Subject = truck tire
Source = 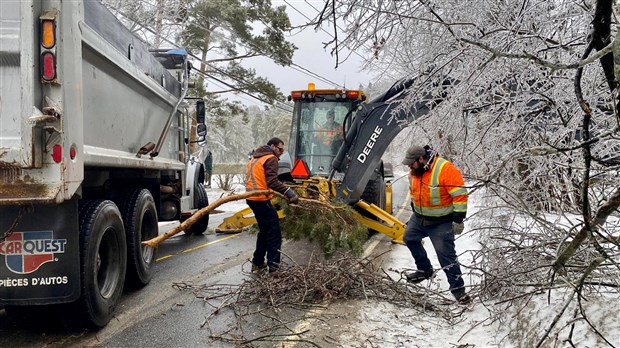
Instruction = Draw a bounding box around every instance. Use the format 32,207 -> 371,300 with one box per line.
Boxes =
187,183 -> 209,235
77,200 -> 127,328
118,189 -> 158,288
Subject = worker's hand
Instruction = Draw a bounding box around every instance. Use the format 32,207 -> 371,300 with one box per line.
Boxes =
452,222 -> 465,235
284,188 -> 299,204
452,212 -> 465,224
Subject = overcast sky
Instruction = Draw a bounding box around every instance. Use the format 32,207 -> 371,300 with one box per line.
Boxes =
238,0 -> 374,107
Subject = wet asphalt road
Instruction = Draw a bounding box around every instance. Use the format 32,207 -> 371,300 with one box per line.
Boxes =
0,176 -> 411,347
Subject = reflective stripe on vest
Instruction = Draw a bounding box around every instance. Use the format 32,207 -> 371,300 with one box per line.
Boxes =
245,154 -> 275,201
409,157 -> 468,217
429,158 -> 448,205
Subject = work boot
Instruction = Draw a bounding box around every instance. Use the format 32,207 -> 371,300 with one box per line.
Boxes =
405,269 -> 433,283
453,291 -> 472,305
267,264 -> 280,273
251,263 -> 267,274
451,287 -> 471,305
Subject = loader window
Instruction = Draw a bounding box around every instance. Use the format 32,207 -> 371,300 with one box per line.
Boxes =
293,101 -> 355,175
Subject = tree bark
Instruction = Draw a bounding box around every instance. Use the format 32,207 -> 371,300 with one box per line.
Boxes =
142,190 -> 273,247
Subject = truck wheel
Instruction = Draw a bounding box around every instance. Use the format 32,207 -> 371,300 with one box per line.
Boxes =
187,183 -> 209,235
77,200 -> 127,328
118,189 -> 158,288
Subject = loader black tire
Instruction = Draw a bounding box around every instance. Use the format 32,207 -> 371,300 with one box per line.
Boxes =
76,199 -> 127,328
186,183 -> 209,235
118,189 -> 158,289
361,173 -> 386,210
359,172 -> 387,235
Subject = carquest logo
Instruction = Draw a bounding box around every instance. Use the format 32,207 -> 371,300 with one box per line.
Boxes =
0,231 -> 67,274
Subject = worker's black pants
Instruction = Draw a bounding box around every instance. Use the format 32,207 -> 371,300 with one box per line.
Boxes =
246,199 -> 281,269
403,215 -> 465,296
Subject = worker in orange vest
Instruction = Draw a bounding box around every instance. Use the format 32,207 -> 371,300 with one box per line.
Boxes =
401,145 -> 471,305
246,137 -> 299,274
316,110 -> 343,149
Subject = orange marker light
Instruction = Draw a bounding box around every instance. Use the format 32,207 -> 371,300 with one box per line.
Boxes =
41,20 -> 55,48
307,82 -> 315,91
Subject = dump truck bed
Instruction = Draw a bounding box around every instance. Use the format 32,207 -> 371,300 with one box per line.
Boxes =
0,0 -> 187,204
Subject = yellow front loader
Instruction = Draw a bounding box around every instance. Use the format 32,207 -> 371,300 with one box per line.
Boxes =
215,177 -> 405,244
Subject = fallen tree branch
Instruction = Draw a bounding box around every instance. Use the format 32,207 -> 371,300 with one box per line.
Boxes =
142,189 -> 273,247
173,253 -> 468,345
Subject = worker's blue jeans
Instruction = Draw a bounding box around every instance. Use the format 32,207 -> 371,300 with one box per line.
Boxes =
246,199 -> 281,269
403,215 -> 465,295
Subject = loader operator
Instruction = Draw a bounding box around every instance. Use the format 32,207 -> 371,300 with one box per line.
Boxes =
401,145 -> 471,305
246,137 -> 299,274
316,109 -> 343,150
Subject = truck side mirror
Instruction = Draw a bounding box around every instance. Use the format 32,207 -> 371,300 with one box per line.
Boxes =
196,100 -> 207,146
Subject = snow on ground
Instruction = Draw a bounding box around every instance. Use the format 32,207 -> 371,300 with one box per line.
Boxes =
205,173 -> 620,347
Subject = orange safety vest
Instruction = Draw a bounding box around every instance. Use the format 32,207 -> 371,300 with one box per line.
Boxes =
245,154 -> 276,201
409,157 -> 468,217
317,125 -> 342,145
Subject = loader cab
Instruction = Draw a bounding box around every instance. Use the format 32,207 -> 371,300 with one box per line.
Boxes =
288,84 -> 366,177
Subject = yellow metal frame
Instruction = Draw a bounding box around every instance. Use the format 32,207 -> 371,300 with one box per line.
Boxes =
385,181 -> 393,214
214,202 -> 285,233
354,200 -> 404,244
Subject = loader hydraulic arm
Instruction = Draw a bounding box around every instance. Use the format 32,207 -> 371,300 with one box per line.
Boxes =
332,77 -> 453,204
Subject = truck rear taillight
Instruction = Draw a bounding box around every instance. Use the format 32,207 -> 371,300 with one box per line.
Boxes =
40,11 -> 58,83
41,52 -> 56,81
52,144 -> 62,163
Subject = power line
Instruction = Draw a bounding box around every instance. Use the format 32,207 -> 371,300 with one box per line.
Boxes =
194,69 -> 293,113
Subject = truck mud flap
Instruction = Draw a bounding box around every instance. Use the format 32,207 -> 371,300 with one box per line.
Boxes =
0,201 -> 80,305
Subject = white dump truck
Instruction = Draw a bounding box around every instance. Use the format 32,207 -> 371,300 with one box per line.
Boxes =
0,0 -> 209,328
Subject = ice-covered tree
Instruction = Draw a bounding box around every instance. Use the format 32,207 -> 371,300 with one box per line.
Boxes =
314,0 -> 618,345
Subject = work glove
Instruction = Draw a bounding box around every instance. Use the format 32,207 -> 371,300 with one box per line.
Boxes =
284,188 -> 299,204
452,212 -> 465,224
452,222 -> 465,235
